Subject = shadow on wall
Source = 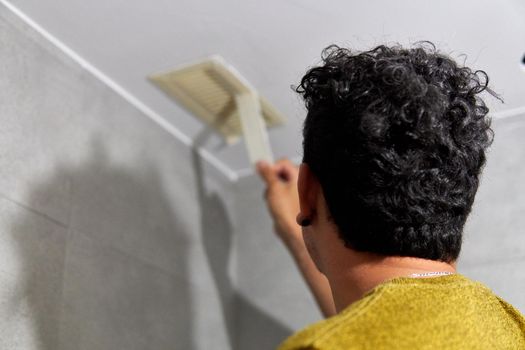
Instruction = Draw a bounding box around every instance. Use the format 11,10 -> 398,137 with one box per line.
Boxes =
193,128 -> 293,350
6,134 -> 290,350
8,139 -> 195,349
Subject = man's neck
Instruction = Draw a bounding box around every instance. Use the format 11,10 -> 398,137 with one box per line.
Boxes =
326,253 -> 456,313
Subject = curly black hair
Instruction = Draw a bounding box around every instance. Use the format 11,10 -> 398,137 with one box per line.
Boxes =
296,42 -> 496,262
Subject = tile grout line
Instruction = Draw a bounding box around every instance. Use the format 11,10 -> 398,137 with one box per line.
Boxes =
0,192 -> 68,229
491,105 -> 525,121
0,0 -> 239,183
55,226 -> 74,349
69,227 -> 197,285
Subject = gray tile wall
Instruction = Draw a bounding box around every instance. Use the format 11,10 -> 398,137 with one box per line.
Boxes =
0,7 -> 236,350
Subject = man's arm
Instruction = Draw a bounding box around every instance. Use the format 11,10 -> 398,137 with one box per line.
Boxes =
256,159 -> 336,318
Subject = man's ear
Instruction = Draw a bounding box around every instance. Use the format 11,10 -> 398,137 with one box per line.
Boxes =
298,163 -> 320,221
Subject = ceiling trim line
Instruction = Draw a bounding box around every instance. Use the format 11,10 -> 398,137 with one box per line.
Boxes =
492,106 -> 525,121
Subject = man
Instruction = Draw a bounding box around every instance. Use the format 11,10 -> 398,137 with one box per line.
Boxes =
256,43 -> 525,349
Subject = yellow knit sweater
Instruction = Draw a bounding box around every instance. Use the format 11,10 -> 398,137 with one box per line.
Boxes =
278,274 -> 525,350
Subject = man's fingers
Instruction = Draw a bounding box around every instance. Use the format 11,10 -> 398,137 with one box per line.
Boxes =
256,161 -> 279,185
275,158 -> 295,166
274,158 -> 299,182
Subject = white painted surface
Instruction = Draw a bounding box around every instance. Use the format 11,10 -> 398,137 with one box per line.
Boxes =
5,0 -> 525,174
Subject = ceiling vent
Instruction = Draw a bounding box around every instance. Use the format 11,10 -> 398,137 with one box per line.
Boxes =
150,56 -> 286,164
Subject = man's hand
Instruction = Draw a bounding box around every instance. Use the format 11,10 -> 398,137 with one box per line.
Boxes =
256,159 -> 302,247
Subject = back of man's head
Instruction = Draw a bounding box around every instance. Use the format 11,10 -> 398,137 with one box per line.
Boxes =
297,42 -> 496,262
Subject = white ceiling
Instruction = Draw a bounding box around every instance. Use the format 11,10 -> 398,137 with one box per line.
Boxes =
7,0 -> 525,175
